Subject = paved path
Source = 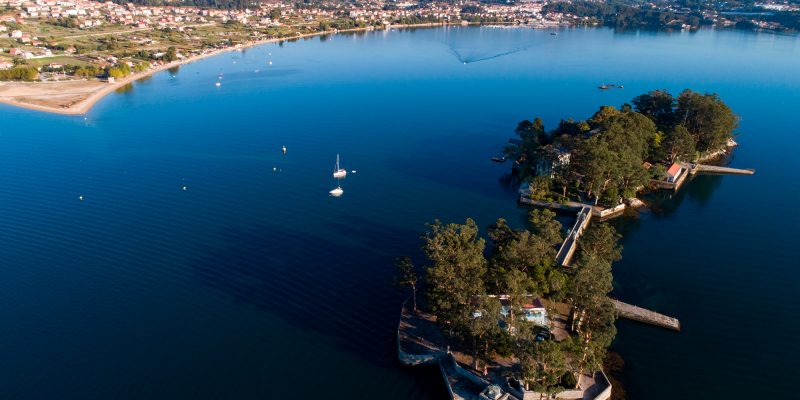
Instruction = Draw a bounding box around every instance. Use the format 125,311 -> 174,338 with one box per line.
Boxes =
555,206 -> 592,267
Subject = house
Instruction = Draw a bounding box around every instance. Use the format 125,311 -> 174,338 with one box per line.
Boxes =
471,295 -> 551,328
520,297 -> 549,326
498,295 -> 550,328
666,162 -> 684,183
0,61 -> 13,69
535,147 -> 570,178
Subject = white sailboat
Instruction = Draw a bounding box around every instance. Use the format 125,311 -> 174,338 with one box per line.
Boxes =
329,186 -> 343,196
332,154 -> 347,179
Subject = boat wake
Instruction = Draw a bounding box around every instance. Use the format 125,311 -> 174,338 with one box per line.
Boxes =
448,44 -> 533,64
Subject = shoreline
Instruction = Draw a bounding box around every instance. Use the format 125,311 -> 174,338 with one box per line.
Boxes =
0,22 -> 461,116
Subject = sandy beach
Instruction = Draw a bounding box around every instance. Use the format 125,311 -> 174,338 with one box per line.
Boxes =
0,42 -> 270,115
0,23 -> 457,116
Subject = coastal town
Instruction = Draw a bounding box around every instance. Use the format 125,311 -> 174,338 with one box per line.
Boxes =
1,0 -> 799,112
0,0 -> 553,68
0,0 -> 557,112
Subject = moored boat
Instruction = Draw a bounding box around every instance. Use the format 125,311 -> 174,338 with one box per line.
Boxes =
333,154 -> 347,179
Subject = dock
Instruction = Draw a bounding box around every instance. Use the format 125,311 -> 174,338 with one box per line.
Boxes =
687,163 -> 755,176
611,299 -> 681,331
555,206 -> 592,267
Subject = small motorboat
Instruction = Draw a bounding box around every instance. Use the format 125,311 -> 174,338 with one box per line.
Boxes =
491,155 -> 506,163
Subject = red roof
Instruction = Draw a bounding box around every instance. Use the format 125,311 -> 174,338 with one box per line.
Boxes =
667,163 -> 682,176
522,298 -> 545,309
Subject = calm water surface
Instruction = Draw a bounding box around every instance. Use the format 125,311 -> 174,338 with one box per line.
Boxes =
1,27 -> 798,399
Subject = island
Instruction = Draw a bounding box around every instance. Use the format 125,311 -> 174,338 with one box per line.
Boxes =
508,89 -> 748,210
394,89 -> 753,400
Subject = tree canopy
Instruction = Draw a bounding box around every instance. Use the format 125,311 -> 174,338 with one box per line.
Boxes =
676,90 -> 738,152
418,213 -> 619,392
510,89 -> 738,206
423,219 -> 487,325
0,66 -> 38,81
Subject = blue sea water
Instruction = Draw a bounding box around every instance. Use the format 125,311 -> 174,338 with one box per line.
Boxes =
0,27 -> 798,399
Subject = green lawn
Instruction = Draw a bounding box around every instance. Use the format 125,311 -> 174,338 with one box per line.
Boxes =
26,55 -> 91,67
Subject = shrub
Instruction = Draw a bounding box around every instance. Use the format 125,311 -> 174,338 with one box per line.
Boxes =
0,66 -> 38,81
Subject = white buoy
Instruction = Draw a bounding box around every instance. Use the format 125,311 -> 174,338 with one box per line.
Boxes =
268,61 -> 272,65
282,145 -> 287,154
79,195 -> 84,201
273,167 -> 277,172
182,186 -> 187,191
351,170 -> 357,174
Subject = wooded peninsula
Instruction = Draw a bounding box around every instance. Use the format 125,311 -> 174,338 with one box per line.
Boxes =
396,89 -> 740,400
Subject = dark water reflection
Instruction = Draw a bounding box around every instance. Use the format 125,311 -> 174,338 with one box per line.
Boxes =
0,27 -> 798,399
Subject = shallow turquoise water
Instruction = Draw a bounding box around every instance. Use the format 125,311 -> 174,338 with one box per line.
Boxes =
0,27 -> 798,398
